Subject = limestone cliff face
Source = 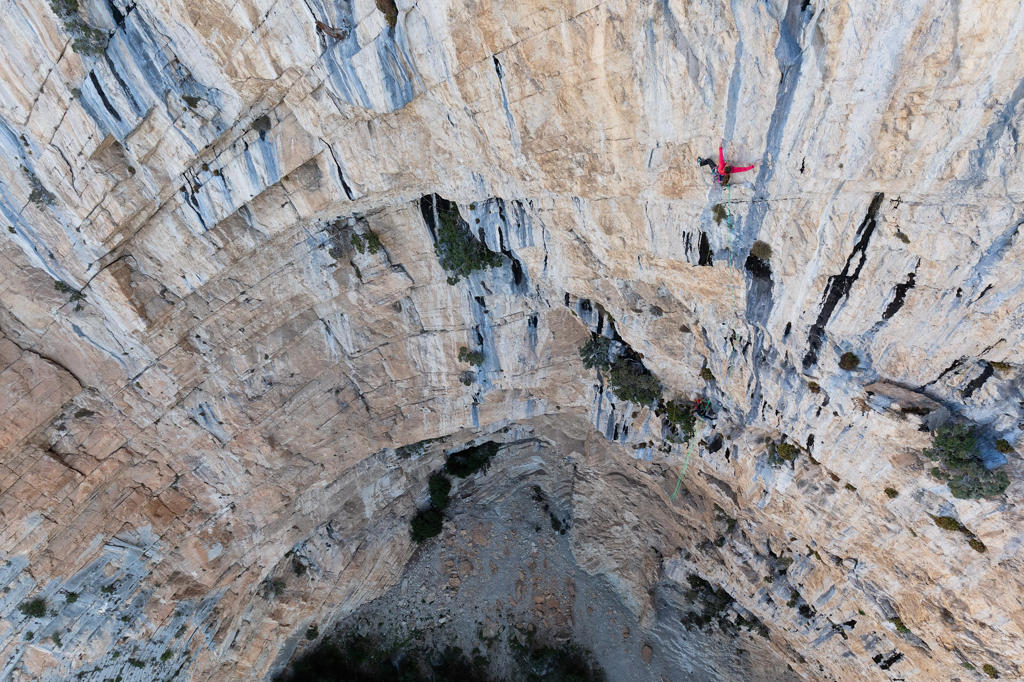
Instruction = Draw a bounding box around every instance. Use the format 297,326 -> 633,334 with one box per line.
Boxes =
0,0 -> 1022,679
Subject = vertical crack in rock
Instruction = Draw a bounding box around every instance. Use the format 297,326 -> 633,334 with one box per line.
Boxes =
961,363 -> 994,399
493,55 -> 521,151
698,231 -> 713,266
326,146 -> 355,200
925,356 -> 967,387
89,71 -> 122,122
880,265 -> 918,322
802,193 -> 884,369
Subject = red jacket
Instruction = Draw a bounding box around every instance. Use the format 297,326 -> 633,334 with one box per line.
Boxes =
718,147 -> 756,174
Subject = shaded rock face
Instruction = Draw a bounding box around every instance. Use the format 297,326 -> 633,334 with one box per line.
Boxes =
0,0 -> 1021,680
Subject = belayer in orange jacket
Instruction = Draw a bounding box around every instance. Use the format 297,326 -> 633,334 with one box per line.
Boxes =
697,146 -> 756,186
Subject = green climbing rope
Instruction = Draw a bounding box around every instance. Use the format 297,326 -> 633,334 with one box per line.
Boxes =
669,417 -> 703,500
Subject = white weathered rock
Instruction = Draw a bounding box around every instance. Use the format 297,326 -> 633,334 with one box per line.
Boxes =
0,0 -> 1021,680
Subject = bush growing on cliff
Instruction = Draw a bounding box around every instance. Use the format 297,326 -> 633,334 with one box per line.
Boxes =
607,361 -> 662,405
48,0 -> 109,56
839,352 -> 860,370
749,240 -> 772,261
889,617 -> 911,636
428,473 -> 452,509
376,0 -> 399,27
18,599 -> 46,618
768,441 -> 798,467
24,167 -> 56,207
458,346 -> 485,367
282,631 -> 604,682
445,441 -> 499,478
681,575 -> 734,631
410,508 -> 444,543
924,424 -> 1010,499
662,400 -> 696,443
434,203 -> 503,284
578,334 -> 661,405
350,231 -> 382,256
579,335 -> 612,371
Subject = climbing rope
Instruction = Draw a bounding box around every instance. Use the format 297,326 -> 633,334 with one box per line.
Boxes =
669,416 -> 703,500
665,180 -> 745,498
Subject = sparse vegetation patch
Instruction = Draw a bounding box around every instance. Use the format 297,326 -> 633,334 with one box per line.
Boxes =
661,399 -> 696,443
578,333 -> 662,405
445,442 -> 499,478
839,352 -> 860,371
49,0 -> 109,55
432,201 -> 503,285
18,599 -> 46,618
458,347 -> 485,367
924,424 -> 1010,499
350,231 -> 382,255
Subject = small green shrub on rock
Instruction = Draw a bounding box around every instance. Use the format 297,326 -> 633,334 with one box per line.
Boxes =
884,487 -> 899,498
579,335 -> 612,371
769,442 -> 798,467
889,617 -> 911,635
458,346 -> 485,367
712,204 -> 727,224
18,599 -> 46,618
376,0 -> 398,27
445,441 -> 499,478
932,515 -> 965,532
662,400 -> 696,443
839,353 -> 860,370
428,473 -> 451,509
807,381 -> 821,394
578,334 -> 661,405
994,439 -> 1015,454
749,240 -> 772,261
410,508 -> 443,543
350,231 -> 382,255
969,538 -> 986,553
607,362 -> 662,405
434,202 -> 503,284
777,443 -> 798,460
925,425 -> 1010,499
983,663 -> 999,678
48,0 -> 109,55
699,368 -> 715,382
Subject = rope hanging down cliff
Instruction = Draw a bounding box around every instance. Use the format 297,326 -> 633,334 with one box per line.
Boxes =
668,148 -> 754,497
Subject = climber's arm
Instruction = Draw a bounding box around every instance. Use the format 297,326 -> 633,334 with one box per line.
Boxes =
731,164 -> 756,173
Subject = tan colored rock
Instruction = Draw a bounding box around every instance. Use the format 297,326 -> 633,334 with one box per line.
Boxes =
0,0 -> 1019,680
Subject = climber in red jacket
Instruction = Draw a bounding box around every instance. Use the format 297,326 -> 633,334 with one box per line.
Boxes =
698,146 -> 756,186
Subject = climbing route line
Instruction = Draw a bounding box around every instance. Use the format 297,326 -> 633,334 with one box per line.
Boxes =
721,184 -> 745,379
669,416 -> 703,500
665,180 -> 747,498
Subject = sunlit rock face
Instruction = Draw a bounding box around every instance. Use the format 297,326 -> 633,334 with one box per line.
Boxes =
0,0 -> 1021,679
